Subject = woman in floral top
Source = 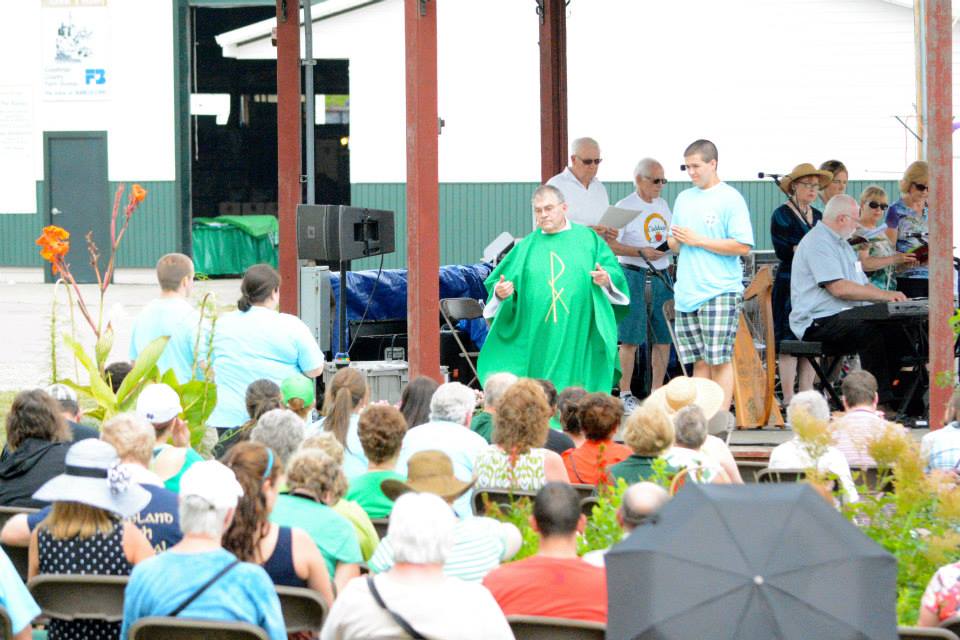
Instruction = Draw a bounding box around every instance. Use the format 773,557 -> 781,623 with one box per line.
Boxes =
854,186 -> 918,291
885,161 -> 929,298
474,379 -> 568,491
919,561 -> 960,626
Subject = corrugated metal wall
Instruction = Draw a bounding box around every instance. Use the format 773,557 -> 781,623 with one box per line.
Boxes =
0,179 -> 900,270
351,179 -> 901,270
0,181 -> 179,268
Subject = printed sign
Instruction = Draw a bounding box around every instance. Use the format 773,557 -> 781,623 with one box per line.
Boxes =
42,0 -> 110,101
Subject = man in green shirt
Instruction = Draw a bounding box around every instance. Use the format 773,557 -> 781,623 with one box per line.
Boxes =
346,405 -> 407,519
470,372 -> 518,443
478,185 -> 629,394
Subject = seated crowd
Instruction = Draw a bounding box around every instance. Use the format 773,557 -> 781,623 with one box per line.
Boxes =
0,251 -> 953,637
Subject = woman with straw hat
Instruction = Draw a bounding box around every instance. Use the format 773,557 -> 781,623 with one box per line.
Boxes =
27,439 -> 154,640
770,163 -> 832,407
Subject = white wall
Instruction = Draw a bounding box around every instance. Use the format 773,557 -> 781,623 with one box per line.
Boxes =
0,0 -> 175,214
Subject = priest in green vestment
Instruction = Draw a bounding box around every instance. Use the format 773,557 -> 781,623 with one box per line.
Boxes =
478,184 -> 629,393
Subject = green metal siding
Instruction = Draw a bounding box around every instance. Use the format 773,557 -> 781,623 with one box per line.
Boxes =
351,180 -> 901,270
0,181 -> 179,268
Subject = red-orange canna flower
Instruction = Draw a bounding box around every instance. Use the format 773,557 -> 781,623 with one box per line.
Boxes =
131,184 -> 147,203
36,226 -> 70,273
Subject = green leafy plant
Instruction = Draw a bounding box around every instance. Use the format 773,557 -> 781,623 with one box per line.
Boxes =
794,410 -> 960,625
578,479 -> 627,556
840,427 -> 960,625
60,335 -> 168,422
479,496 -> 540,561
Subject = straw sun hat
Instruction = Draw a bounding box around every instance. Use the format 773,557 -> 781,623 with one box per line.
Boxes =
381,450 -> 476,502
778,163 -> 833,196
647,376 -> 725,421
33,439 -> 151,517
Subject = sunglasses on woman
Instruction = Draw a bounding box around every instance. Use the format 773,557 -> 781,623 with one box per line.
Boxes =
866,201 -> 888,211
912,182 -> 928,192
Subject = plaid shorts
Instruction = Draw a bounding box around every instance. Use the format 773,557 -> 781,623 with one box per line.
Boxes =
674,292 -> 742,365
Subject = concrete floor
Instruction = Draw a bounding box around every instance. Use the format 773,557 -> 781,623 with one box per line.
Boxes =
0,268 -> 239,391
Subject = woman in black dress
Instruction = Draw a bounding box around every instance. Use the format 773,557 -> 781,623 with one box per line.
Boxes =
770,163 -> 833,405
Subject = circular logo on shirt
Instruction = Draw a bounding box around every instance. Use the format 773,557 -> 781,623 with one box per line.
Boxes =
704,213 -> 718,227
644,213 -> 669,243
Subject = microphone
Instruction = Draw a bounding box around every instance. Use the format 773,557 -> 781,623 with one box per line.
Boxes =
758,172 -> 784,185
680,164 -> 686,171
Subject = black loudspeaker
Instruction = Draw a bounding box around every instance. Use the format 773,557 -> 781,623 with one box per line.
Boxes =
297,205 -> 395,262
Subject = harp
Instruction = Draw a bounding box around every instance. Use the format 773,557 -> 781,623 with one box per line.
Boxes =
732,266 -> 784,429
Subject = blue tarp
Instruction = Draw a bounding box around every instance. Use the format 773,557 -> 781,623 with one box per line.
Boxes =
330,263 -> 492,353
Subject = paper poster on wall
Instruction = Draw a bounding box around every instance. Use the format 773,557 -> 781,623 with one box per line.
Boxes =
42,0 -> 110,102
0,86 -> 37,214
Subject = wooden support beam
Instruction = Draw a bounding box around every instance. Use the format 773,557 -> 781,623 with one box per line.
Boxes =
276,0 -> 301,314
920,0 -> 954,428
538,0 -> 568,183
404,0 -> 441,382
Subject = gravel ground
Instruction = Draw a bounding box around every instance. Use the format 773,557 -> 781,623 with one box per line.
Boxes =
0,268 -> 240,392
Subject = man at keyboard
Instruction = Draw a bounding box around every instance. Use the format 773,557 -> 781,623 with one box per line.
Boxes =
790,194 -> 906,402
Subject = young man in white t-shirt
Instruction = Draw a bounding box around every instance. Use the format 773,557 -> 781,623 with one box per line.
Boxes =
667,140 -> 754,412
606,158 -> 674,411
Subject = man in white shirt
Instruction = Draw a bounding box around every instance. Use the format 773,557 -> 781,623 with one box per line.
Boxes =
396,382 -> 488,517
607,158 -> 675,410
768,391 -> 858,503
546,137 -> 612,234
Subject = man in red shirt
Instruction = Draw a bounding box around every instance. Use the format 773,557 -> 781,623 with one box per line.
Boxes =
482,483 -> 607,623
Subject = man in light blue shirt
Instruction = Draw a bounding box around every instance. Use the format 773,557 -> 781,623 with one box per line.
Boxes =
667,140 -> 754,411
790,194 -> 905,402
396,382 -> 487,518
129,253 -> 200,384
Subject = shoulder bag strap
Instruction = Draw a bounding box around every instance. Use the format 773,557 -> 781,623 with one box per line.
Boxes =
366,575 -> 427,640
169,560 -> 240,617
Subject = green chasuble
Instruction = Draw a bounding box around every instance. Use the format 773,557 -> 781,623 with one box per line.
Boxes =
477,223 -> 629,393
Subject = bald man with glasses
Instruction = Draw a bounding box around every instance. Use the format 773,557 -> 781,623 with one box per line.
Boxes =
546,137 -> 615,239
605,158 -> 675,411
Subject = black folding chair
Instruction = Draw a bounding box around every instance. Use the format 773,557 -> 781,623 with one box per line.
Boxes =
439,298 -> 484,386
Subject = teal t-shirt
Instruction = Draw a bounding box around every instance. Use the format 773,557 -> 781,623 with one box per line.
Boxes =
345,470 -> 405,519
669,182 -> 754,312
208,307 -> 326,428
153,445 -> 204,494
270,494 -> 363,578
120,548 -> 286,640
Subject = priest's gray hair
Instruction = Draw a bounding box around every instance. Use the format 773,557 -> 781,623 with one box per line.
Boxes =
531,184 -> 565,205
633,158 -> 662,180
389,492 -> 456,564
428,382 -> 477,426
786,390 -> 831,425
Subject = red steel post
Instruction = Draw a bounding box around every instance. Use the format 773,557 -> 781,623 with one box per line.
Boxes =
922,0 -> 954,429
538,0 -> 568,183
276,0 -> 301,314
404,0 -> 442,382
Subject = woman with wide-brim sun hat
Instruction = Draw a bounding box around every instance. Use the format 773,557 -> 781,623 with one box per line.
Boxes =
770,163 -> 832,407
647,376 -> 743,483
885,160 -> 930,298
28,439 -> 154,640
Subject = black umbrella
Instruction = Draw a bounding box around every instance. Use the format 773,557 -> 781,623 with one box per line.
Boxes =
605,483 -> 897,640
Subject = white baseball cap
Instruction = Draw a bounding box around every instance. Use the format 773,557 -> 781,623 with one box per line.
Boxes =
136,384 -> 183,424
179,460 -> 244,510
